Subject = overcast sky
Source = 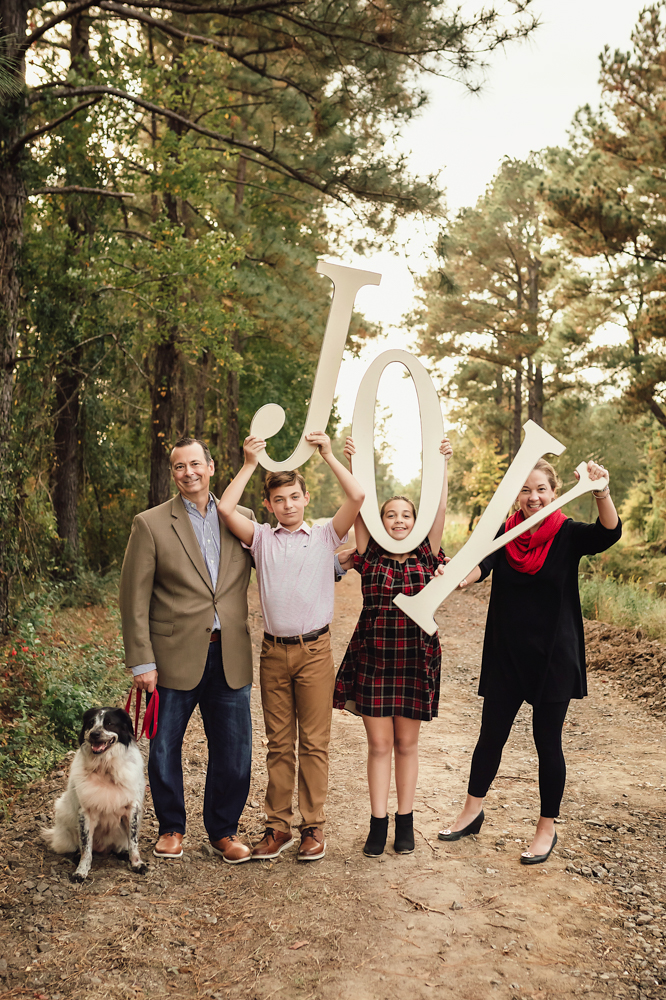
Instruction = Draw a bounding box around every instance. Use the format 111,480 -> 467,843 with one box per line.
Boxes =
325,0 -> 647,483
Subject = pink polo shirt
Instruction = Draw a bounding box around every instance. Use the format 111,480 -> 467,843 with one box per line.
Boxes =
246,520 -> 346,637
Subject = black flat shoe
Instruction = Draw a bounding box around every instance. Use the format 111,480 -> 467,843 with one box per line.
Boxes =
520,831 -> 557,865
438,809 -> 484,842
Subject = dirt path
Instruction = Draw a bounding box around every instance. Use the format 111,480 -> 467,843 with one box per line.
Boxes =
1,575 -> 665,1000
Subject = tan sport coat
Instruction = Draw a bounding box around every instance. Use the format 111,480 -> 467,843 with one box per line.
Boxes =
119,494 -> 256,690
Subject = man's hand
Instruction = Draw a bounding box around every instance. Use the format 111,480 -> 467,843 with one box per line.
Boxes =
305,431 -> 332,457
440,437 -> 453,461
134,669 -> 158,694
243,435 -> 266,468
337,546 -> 357,572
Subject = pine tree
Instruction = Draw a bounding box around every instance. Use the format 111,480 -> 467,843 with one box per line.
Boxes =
542,3 -> 666,431
414,156 -> 587,460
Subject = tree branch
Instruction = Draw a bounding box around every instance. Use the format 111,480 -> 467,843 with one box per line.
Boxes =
29,85 -> 343,199
10,98 -> 101,157
97,2 -> 317,101
22,0 -> 99,51
649,397 -> 666,430
30,185 -> 132,198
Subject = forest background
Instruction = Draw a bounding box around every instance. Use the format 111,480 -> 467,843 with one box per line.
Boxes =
2,0 -> 666,796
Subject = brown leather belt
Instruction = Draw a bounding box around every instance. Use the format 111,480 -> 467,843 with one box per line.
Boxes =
209,630 -> 221,643
263,625 -> 329,645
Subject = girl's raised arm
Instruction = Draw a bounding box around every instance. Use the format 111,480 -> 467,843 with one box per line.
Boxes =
427,437 -> 453,556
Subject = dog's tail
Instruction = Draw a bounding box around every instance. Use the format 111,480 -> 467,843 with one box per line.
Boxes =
41,825 -> 78,854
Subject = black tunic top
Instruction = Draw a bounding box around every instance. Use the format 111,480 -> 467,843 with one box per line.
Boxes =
478,517 -> 622,706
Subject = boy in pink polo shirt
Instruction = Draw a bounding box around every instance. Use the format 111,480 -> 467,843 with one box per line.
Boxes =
217,431 -> 364,861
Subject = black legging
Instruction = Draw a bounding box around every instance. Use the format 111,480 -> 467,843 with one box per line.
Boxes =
467,693 -> 570,818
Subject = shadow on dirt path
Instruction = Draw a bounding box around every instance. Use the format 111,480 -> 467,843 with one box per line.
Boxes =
1,574 -> 665,1000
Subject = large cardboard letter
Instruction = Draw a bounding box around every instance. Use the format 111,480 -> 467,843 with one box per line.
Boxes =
250,261 -> 381,473
351,349 -> 445,554
394,420 -> 609,634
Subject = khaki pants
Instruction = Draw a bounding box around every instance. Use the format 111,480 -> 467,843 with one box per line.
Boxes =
259,631 -> 335,833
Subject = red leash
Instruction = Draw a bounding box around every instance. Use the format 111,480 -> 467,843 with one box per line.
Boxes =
125,688 -> 159,740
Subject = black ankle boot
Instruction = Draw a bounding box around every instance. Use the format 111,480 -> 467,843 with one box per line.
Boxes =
394,811 -> 415,854
363,815 -> 389,857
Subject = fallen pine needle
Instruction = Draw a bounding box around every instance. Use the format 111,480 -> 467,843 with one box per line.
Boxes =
398,891 -> 451,917
414,827 -> 438,853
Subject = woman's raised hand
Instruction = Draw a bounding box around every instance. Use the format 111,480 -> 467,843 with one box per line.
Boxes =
587,460 -> 609,484
574,460 -> 610,486
440,437 -> 453,461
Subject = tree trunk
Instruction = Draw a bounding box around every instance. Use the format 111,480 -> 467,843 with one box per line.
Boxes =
52,362 -> 80,553
194,349 -> 209,438
148,334 -> 178,508
173,354 -> 188,438
0,0 -> 28,632
47,14 -> 94,558
494,370 -> 504,454
225,339 -> 242,479
220,152 -> 248,483
529,362 -> 544,426
512,361 -> 522,461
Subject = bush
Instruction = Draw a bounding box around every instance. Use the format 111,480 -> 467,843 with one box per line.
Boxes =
0,599 -> 127,803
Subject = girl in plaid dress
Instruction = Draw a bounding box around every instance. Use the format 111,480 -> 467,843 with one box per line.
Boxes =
334,436 -> 452,857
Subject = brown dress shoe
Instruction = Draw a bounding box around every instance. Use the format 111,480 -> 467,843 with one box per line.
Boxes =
297,826 -> 326,861
251,828 -> 295,859
209,835 -> 251,865
153,832 -> 184,859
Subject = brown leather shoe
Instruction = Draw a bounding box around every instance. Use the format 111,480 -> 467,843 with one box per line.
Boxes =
297,826 -> 326,861
153,832 -> 184,859
251,827 -> 295,859
209,835 -> 251,865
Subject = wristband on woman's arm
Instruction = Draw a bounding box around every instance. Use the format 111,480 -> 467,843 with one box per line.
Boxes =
593,486 -> 610,499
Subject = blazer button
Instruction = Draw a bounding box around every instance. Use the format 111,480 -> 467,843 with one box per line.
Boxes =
206,627 -> 211,633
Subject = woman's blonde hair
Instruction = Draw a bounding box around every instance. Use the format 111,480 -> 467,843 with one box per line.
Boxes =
530,458 -> 562,493
380,495 -> 417,520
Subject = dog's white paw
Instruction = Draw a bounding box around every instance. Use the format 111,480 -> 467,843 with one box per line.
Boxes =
70,871 -> 88,883
130,861 -> 148,875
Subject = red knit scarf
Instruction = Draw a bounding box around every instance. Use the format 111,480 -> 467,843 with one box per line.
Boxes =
504,508 -> 568,574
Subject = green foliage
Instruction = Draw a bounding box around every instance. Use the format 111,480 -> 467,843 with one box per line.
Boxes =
619,424 -> 666,549
579,574 -> 666,643
461,437 -> 510,530
0,598 -> 127,800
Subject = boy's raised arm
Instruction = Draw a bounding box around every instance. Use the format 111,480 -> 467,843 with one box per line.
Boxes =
305,432 -> 365,541
216,435 -> 264,546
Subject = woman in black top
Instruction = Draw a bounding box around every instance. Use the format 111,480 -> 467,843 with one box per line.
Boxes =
438,458 -> 621,864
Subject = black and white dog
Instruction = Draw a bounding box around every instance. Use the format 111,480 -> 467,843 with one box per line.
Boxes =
42,707 -> 147,882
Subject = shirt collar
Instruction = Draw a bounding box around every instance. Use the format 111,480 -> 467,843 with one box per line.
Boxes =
182,493 -> 215,515
273,521 -> 311,536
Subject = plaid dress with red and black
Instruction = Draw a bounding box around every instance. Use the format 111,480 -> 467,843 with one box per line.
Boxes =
333,538 -> 444,720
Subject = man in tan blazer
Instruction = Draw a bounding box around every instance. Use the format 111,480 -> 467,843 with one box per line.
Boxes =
119,437 -> 255,864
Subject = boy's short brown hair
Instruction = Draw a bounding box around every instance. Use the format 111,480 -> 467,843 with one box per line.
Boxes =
263,469 -> 307,501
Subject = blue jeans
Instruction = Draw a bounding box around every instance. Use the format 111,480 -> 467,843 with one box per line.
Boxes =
148,641 -> 252,840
